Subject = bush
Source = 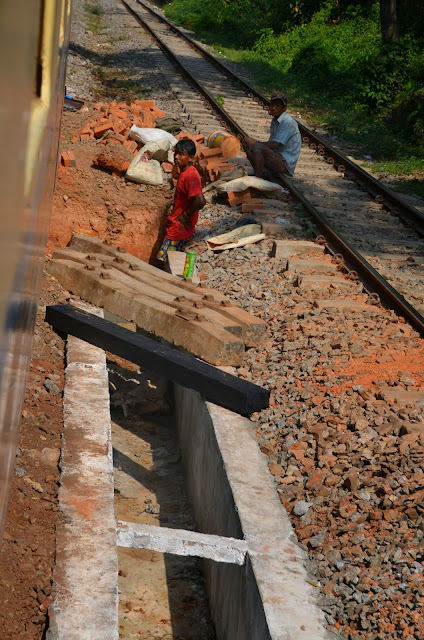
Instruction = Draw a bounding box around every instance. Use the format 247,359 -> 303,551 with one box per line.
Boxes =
165,0 -> 424,159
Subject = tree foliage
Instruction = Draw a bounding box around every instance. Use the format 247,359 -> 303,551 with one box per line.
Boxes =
165,0 -> 424,150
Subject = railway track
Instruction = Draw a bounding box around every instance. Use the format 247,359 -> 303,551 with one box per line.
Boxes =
122,0 -> 424,335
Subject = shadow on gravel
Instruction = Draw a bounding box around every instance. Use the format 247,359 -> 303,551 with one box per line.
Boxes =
389,177 -> 424,200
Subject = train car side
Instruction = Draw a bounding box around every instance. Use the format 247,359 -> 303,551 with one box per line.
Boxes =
0,0 -> 72,538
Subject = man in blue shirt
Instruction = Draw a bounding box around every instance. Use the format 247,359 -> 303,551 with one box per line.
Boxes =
242,92 -> 301,178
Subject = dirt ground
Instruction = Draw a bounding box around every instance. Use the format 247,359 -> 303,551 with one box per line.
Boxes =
0,274 -> 67,639
51,108 -> 174,263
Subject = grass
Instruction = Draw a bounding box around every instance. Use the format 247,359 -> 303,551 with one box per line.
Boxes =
388,179 -> 424,199
84,2 -> 105,33
108,35 -> 128,44
84,2 -> 104,16
293,203 -> 315,238
361,158 -> 424,198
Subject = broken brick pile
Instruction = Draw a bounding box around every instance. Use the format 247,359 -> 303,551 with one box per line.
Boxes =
72,99 -> 165,144
61,101 -> 251,198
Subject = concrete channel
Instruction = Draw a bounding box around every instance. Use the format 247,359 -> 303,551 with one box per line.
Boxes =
47,304 -> 335,640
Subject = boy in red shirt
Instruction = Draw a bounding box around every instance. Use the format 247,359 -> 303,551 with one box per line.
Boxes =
157,139 -> 206,263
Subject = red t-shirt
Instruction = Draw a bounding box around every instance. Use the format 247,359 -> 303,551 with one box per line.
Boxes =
166,165 -> 203,240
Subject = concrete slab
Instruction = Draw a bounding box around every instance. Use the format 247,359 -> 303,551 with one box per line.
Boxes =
285,258 -> 337,275
261,221 -> 302,235
117,521 -> 247,564
47,306 -> 119,640
295,274 -> 362,293
313,297 -> 370,311
272,239 -> 325,259
174,386 -> 337,640
382,388 -> 424,407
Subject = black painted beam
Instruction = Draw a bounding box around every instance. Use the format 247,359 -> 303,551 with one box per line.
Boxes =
46,305 -> 269,415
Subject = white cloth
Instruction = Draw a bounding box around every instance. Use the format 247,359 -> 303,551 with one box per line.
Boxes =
269,112 -> 301,176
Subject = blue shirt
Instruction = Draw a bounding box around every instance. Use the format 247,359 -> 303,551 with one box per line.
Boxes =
269,112 -> 301,176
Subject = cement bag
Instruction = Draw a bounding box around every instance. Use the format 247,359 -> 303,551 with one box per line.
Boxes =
126,156 -> 163,186
129,125 -> 178,147
139,138 -> 171,162
206,224 -> 264,251
216,176 -> 283,194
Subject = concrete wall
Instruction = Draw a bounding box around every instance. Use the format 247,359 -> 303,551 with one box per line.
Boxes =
174,385 -> 336,640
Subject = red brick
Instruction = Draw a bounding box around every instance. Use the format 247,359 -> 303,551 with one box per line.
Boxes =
123,140 -> 138,153
93,104 -> 102,110
206,156 -> 226,170
94,121 -> 114,138
105,132 -> 126,143
134,112 -> 156,128
60,151 -> 76,168
227,189 -> 253,206
136,99 -> 155,109
82,123 -> 93,133
113,122 -> 127,135
149,107 -> 166,119
176,131 -> 195,141
162,162 -> 173,173
110,107 -> 128,119
213,162 -> 235,174
199,147 -> 222,159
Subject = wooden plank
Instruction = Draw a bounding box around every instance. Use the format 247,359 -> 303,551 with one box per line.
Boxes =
51,249 -> 242,338
64,235 -> 266,347
45,305 -> 270,415
47,259 -> 244,366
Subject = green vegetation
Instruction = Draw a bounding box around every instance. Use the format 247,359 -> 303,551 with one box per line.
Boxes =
84,2 -> 104,16
294,203 -> 315,237
164,0 -> 424,178
216,95 -> 226,107
84,2 -> 105,33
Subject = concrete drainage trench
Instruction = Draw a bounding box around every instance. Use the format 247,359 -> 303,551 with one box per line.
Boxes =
46,306 -> 332,640
110,359 -> 217,640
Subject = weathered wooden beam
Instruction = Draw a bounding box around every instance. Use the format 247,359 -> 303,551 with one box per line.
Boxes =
51,249 -> 243,337
45,305 -> 270,415
48,259 -> 244,366
66,234 -> 266,347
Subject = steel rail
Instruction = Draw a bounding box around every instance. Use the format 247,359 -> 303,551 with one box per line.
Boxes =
136,0 -> 424,236
123,0 -> 424,336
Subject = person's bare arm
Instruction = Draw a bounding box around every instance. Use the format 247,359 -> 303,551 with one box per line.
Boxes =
177,193 -> 206,230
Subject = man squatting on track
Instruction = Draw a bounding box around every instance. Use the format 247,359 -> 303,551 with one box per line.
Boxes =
242,91 -> 302,178
157,138 -> 206,263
